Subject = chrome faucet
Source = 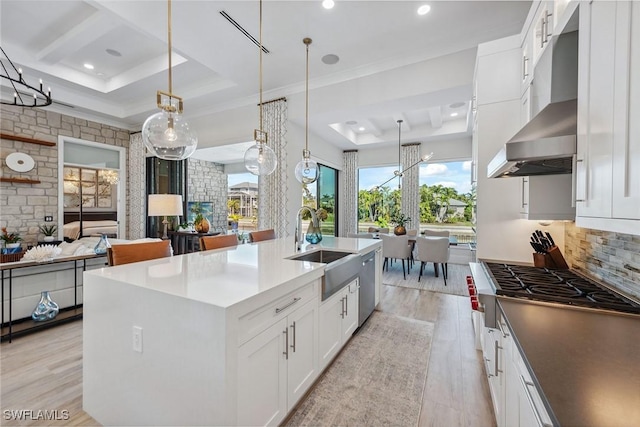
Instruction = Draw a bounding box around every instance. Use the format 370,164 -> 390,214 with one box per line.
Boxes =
295,206 -> 318,251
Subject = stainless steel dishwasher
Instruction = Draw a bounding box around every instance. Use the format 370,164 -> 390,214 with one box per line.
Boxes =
359,251 -> 376,326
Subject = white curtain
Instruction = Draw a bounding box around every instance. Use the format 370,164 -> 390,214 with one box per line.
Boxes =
341,150 -> 358,236
401,143 -> 421,231
258,99 -> 288,237
128,133 -> 146,239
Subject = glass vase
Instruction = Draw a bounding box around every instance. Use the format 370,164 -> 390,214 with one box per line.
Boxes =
32,291 -> 59,322
94,234 -> 111,255
305,224 -> 323,244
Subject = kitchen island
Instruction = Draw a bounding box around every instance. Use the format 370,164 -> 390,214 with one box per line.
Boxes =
82,236 -> 381,426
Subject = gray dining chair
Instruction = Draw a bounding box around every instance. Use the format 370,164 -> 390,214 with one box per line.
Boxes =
414,236 -> 450,285
380,234 -> 412,279
422,228 -> 450,237
347,233 -> 374,238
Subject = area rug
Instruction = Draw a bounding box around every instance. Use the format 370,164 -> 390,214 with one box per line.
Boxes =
382,260 -> 471,296
285,311 -> 434,426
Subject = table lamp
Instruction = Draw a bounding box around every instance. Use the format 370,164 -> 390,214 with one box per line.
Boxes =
148,194 -> 183,239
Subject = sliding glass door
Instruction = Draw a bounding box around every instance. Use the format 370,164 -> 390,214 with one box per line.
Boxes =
304,164 -> 338,236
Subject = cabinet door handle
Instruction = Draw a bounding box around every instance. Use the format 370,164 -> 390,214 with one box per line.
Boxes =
340,297 -> 345,319
283,328 -> 289,360
275,297 -> 301,314
494,340 -> 501,376
497,320 -> 510,338
523,56 -> 529,80
545,11 -> 553,40
520,375 -> 553,427
345,294 -> 348,317
540,17 -> 545,48
484,357 -> 494,378
290,321 -> 296,353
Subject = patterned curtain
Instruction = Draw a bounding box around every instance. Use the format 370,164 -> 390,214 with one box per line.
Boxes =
341,150 -> 358,236
401,143 -> 421,231
258,99 -> 288,237
128,133 -> 146,239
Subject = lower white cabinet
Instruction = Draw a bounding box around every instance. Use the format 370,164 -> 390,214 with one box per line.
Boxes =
318,279 -> 359,370
237,297 -> 318,426
486,311 -> 553,427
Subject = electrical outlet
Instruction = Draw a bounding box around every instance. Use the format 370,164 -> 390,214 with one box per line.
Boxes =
44,216 -> 53,222
132,326 -> 143,353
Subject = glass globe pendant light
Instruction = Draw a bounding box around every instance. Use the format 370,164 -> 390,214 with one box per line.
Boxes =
294,38 -> 319,185
244,0 -> 277,176
142,0 -> 197,161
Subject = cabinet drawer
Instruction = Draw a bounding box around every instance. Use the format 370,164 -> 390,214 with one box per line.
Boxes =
238,280 -> 318,345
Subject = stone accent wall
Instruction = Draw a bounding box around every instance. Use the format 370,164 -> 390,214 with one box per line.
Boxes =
564,223 -> 640,299
1,105 -> 130,245
187,158 -> 227,232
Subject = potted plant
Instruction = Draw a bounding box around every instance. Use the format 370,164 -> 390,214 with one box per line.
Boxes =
1,227 -> 23,253
190,202 -> 210,233
391,213 -> 411,235
38,224 -> 58,242
229,213 -> 241,231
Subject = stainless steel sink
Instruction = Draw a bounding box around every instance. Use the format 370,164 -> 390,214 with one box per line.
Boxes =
289,250 -> 361,300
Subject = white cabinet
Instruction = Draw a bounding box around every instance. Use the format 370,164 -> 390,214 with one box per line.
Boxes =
237,296 -> 319,426
576,0 -> 640,234
318,279 -> 359,370
532,2 -> 554,65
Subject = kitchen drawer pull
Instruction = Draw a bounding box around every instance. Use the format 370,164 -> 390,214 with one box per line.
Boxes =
484,357 -> 494,377
275,297 -> 301,314
520,375 -> 552,427
494,340 -> 500,376
497,321 -> 510,338
290,321 -> 296,353
283,328 -> 289,360
345,294 -> 348,316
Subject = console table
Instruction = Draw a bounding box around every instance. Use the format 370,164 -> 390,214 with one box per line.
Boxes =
0,253 -> 107,342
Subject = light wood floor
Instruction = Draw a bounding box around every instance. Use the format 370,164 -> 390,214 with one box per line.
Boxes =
1,286 -> 494,427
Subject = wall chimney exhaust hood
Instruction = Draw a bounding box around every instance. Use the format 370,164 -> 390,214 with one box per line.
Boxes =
488,31 -> 578,179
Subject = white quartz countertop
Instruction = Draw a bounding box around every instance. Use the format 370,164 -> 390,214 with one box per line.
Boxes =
85,236 -> 380,309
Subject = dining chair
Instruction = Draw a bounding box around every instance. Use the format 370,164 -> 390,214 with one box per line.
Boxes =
199,234 -> 238,251
249,229 -> 276,243
406,229 -> 418,237
107,240 -> 172,266
380,234 -> 412,279
414,236 -> 450,285
347,232 -> 374,238
367,227 -> 379,233
422,228 -> 450,237
378,228 -> 390,234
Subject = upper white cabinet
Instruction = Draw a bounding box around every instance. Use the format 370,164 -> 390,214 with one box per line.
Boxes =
576,0 -> 640,234
531,2 -> 554,65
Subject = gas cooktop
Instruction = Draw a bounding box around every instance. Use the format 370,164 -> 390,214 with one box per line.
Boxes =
484,263 -> 640,315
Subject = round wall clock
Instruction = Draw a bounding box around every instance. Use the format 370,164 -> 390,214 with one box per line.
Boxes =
5,152 -> 35,172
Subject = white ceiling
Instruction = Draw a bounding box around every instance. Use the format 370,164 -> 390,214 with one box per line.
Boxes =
0,0 -> 531,156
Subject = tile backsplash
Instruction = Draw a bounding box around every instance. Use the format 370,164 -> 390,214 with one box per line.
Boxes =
564,223 -> 640,300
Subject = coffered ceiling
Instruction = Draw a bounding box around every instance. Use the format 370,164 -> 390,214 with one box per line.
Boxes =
0,0 -> 531,151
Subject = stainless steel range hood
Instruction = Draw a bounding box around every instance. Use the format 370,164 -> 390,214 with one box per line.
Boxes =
488,30 -> 578,178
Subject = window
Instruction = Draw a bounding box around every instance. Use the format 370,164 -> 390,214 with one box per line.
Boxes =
227,172 -> 258,232
357,161 -> 475,242
303,164 -> 338,236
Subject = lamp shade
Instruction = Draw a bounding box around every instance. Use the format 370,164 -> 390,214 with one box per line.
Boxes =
148,194 -> 183,216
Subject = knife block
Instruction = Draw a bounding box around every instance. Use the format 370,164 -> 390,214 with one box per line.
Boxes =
532,246 -> 568,269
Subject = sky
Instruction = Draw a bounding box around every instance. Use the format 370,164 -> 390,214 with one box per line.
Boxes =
359,161 -> 472,195
227,161 -> 472,195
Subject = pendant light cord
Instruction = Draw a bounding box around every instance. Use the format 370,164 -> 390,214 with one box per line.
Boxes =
397,119 -> 402,189
304,38 -> 311,154
167,0 -> 172,96
259,0 -> 264,134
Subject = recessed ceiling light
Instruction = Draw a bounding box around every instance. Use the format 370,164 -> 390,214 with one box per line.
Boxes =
106,48 -> 122,57
450,112 -> 458,117
449,101 -> 465,108
358,127 -> 365,131
322,0 -> 335,10
322,54 -> 339,65
84,63 -> 94,70
346,120 -> 358,125
417,4 -> 431,16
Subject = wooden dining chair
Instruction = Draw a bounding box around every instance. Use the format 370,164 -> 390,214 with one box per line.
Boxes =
107,240 -> 172,266
199,234 -> 238,251
248,229 -> 276,243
